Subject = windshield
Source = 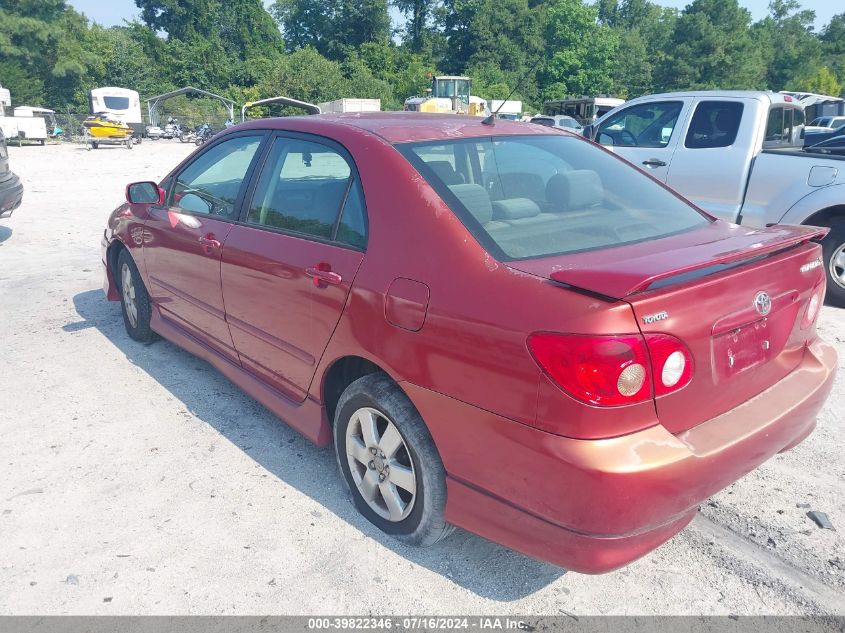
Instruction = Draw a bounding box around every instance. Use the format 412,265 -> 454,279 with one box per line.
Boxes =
103,96 -> 130,110
398,135 -> 708,261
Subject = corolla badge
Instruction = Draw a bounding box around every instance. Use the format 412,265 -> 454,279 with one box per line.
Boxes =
753,291 -> 772,316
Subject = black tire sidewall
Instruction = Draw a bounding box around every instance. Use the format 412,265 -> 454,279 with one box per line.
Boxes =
821,222 -> 845,307
333,374 -> 449,544
117,249 -> 154,342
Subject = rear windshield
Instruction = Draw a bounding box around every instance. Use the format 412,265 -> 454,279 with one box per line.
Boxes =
398,135 -> 708,261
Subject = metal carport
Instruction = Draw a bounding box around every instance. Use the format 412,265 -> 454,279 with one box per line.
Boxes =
146,87 -> 235,127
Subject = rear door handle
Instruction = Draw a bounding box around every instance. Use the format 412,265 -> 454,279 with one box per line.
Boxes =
642,159 -> 667,167
306,265 -> 343,286
198,234 -> 221,254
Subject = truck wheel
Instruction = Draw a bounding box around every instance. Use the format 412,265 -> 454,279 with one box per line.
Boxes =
822,222 -> 845,308
333,373 -> 454,546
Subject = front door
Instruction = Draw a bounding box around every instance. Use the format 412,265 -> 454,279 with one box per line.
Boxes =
143,133 -> 264,361
594,99 -> 689,182
221,134 -> 368,401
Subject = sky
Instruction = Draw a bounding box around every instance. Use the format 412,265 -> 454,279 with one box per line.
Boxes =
66,0 -> 839,32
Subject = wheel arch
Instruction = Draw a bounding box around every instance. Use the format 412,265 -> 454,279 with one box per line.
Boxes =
321,355 -> 388,425
778,184 -> 845,227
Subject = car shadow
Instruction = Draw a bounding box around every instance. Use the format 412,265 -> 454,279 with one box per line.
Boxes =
67,288 -> 565,600
0,225 -> 11,244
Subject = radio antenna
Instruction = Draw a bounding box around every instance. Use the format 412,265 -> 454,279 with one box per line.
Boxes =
482,57 -> 543,126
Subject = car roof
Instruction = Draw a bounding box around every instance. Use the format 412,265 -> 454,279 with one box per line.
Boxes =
238,112 -> 566,144
626,90 -> 802,105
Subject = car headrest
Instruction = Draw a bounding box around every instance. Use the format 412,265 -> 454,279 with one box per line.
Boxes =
492,198 -> 541,220
448,184 -> 493,225
428,160 -> 464,185
546,170 -> 603,211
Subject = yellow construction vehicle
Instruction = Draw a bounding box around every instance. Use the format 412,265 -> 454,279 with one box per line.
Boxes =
404,75 -> 489,116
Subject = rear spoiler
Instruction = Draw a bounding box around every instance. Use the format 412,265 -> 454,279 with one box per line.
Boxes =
550,224 -> 828,299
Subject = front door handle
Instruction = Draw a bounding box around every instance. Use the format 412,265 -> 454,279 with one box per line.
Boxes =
306,264 -> 343,287
198,234 -> 221,255
642,158 -> 667,167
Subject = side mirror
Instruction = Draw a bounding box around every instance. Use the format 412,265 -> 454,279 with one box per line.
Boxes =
583,124 -> 597,140
126,181 -> 164,205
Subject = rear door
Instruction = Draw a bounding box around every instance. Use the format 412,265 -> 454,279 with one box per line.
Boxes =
143,133 -> 265,362
594,99 -> 691,182
221,133 -> 367,402
664,98 -> 757,223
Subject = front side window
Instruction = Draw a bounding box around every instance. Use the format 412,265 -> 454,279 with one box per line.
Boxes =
596,101 -> 683,147
399,135 -> 708,261
171,135 -> 263,218
685,101 -> 744,149
246,138 -> 366,247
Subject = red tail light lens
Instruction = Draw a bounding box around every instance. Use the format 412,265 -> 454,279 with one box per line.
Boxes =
528,333 -> 652,406
801,281 -> 825,330
644,334 -> 694,396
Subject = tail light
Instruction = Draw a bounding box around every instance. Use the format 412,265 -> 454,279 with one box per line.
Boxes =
528,332 -> 693,407
644,334 -> 694,396
801,281 -> 825,330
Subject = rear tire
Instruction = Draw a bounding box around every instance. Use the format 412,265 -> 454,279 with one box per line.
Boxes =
117,249 -> 155,343
333,373 -> 453,546
821,221 -> 845,308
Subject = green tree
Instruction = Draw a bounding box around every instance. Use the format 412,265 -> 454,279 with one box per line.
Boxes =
542,0 -> 618,99
392,0 -> 438,52
820,13 -> 845,90
789,66 -> 842,97
656,0 -> 766,91
134,0 -> 219,40
271,0 -> 390,60
0,0 -> 67,105
753,0 -> 822,91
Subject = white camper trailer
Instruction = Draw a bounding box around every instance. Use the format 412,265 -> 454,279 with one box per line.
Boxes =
89,87 -> 144,140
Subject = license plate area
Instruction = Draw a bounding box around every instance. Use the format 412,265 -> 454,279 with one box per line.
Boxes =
712,318 -> 772,382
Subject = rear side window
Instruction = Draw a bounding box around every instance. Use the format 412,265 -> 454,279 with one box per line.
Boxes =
246,137 -> 367,248
764,107 -> 803,147
685,101 -> 743,148
398,135 -> 708,261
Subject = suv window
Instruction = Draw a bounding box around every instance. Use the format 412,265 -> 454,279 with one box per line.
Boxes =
246,138 -> 367,248
685,101 -> 743,148
596,101 -> 683,148
171,135 -> 263,218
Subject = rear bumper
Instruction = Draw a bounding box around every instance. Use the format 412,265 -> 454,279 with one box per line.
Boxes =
404,339 -> 837,573
0,172 -> 23,218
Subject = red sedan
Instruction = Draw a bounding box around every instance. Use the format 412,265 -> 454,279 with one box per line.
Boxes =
101,113 -> 836,573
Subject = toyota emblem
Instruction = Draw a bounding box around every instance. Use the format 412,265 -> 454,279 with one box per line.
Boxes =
753,291 -> 772,316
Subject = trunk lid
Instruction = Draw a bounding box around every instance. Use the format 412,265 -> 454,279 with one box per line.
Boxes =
509,221 -> 828,434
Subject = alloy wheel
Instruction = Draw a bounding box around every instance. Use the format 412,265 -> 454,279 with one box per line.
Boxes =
830,242 -> 845,290
345,407 -> 417,522
121,262 -> 138,328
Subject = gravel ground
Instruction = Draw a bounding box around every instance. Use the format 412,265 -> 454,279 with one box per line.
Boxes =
0,140 -> 843,616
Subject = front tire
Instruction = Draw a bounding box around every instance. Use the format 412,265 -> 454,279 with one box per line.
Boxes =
117,249 -> 155,342
334,373 -> 453,546
821,221 -> 845,307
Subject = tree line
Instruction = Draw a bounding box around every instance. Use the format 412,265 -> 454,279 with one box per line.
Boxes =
0,0 -> 843,121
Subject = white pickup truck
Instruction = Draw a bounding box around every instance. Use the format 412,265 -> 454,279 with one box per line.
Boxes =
585,91 -> 845,306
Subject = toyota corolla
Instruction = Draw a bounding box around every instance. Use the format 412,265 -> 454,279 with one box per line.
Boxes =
101,113 -> 836,573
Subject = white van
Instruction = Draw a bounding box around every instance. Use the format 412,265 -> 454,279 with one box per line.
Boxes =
89,87 -> 143,141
